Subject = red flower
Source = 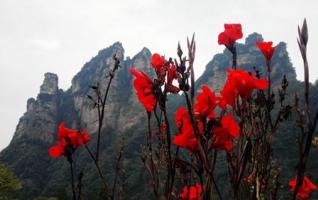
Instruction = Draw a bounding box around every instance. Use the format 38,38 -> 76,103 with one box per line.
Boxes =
150,53 -> 165,70
194,86 -> 217,119
219,78 -> 237,110
130,68 -> 157,112
219,69 -> 268,109
218,24 -> 243,48
180,182 -> 203,200
211,114 -> 240,152
256,41 -> 276,61
48,123 -> 90,158
228,69 -> 268,98
173,107 -> 203,152
151,53 -> 166,78
289,176 -> 317,200
167,64 -> 180,93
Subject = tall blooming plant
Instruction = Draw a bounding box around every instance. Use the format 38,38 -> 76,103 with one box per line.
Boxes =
48,124 -> 91,200
48,56 -> 125,200
130,20 -> 317,200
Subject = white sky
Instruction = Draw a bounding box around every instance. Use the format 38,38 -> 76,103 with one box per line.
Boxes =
0,0 -> 317,150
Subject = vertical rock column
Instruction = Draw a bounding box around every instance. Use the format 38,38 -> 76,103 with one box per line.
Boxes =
12,72 -> 59,144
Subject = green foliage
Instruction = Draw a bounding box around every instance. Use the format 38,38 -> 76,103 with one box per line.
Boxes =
0,163 -> 21,198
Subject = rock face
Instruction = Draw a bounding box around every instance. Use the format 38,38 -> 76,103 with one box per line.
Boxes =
196,33 -> 296,92
40,73 -> 59,95
0,42 -> 154,199
13,72 -> 59,143
1,34 -> 317,199
70,43 -> 152,134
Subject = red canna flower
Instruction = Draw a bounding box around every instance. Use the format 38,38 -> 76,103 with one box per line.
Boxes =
194,86 -> 217,119
219,78 -> 237,110
173,107 -> 203,152
218,24 -> 243,49
180,182 -> 203,200
167,64 -> 180,93
256,41 -> 276,61
48,123 -> 90,158
211,114 -> 240,152
130,68 -> 157,112
219,69 -> 268,109
150,53 -> 166,78
289,176 -> 317,200
227,69 -> 268,99
150,53 -> 165,70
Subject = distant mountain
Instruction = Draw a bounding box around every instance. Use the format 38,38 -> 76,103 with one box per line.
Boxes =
196,32 -> 296,91
1,33 -> 318,199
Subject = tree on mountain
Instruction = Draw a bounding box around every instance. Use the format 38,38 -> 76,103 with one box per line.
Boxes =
0,163 -> 21,199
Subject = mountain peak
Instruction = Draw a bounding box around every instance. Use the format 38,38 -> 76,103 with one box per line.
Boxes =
245,32 -> 264,46
140,47 -> 152,56
40,72 -> 58,95
96,42 -> 124,60
130,47 -> 153,75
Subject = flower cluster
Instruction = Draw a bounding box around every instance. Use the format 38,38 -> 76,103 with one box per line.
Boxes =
172,86 -> 240,153
173,69 -> 267,153
130,53 -> 181,112
219,69 -> 268,109
150,53 -> 181,93
129,32 -> 272,154
48,123 -> 90,159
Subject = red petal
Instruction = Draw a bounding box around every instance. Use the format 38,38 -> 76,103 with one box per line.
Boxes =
256,41 -> 275,61
222,114 -> 240,137
81,130 -> 91,143
130,68 -> 157,112
254,79 -> 268,90
48,145 -> 64,158
151,53 -> 165,70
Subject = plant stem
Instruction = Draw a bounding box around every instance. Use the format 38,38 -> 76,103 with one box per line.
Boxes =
162,108 -> 173,198
70,160 -> 76,200
147,112 -> 159,198
112,141 -> 124,200
96,56 -> 120,162
212,176 -> 223,200
232,46 -> 237,70
96,74 -> 114,162
84,145 -> 110,198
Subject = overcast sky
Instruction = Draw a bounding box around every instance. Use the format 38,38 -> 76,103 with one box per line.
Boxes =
0,0 -> 317,150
